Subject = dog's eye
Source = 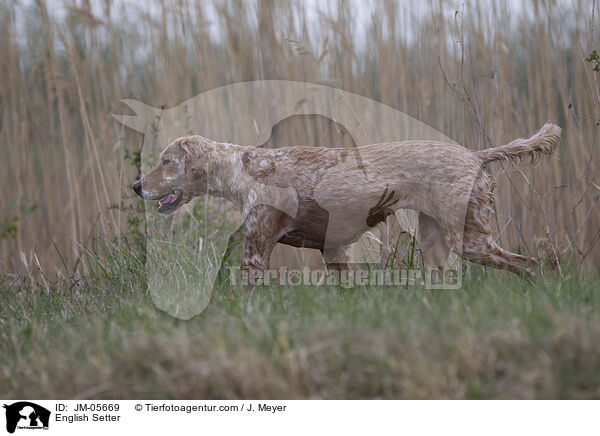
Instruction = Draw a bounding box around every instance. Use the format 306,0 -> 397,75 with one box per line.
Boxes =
162,158 -> 170,166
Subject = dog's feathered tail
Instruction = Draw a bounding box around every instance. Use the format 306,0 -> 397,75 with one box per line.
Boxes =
475,123 -> 561,167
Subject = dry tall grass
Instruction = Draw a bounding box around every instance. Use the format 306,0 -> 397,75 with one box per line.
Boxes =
1,0 -> 599,276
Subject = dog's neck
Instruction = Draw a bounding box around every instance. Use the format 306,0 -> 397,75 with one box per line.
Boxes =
202,141 -> 255,209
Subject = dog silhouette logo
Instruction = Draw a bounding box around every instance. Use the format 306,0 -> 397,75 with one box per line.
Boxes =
3,402 -> 50,433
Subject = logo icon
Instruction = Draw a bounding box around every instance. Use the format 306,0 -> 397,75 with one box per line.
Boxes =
3,402 -> 50,434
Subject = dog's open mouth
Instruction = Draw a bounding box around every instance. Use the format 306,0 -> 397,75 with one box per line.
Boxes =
156,189 -> 182,213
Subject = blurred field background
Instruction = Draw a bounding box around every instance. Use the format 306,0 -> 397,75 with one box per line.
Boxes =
1,0 -> 600,399
1,0 -> 599,276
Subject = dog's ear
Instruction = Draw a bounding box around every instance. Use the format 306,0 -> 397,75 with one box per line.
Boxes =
190,160 -> 206,179
179,138 -> 205,176
179,137 -> 199,160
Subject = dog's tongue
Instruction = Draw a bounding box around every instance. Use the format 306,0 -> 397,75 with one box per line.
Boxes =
158,191 -> 178,207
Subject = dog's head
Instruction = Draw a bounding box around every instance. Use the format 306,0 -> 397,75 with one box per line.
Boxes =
133,136 -> 208,215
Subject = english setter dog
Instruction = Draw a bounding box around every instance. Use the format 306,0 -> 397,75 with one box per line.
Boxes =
133,123 -> 561,277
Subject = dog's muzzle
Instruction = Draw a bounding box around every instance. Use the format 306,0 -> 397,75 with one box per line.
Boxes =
133,180 -> 143,197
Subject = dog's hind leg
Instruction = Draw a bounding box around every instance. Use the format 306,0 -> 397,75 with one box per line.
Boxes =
461,172 -> 537,276
418,213 -> 450,269
462,229 -> 537,276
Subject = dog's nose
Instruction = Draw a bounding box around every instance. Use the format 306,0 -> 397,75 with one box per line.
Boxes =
133,180 -> 142,196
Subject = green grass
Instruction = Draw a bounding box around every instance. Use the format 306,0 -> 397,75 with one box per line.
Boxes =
1,240 -> 599,399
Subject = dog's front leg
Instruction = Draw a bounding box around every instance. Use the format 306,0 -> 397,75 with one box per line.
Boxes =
240,232 -> 278,288
241,236 -> 272,273
239,205 -> 285,285
322,246 -> 350,271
